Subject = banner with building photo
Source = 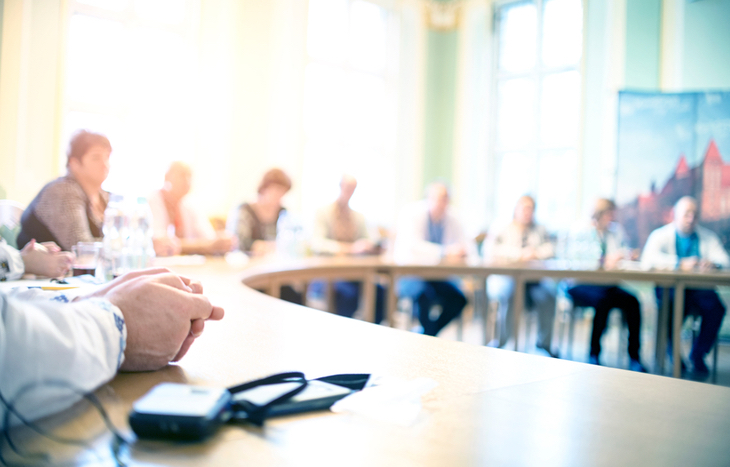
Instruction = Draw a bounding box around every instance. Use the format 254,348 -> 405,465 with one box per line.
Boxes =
616,90 -> 730,250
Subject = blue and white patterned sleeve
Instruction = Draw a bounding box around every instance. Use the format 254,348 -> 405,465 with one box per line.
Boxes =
0,240 -> 25,281
0,288 -> 127,429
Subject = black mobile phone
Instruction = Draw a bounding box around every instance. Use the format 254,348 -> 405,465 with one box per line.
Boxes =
231,379 -> 354,418
129,383 -> 231,441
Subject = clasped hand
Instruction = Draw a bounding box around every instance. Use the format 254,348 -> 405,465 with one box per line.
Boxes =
80,268 -> 224,371
679,257 -> 716,272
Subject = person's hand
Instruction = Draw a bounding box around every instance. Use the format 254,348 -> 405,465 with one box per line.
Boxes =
209,234 -> 234,255
350,239 -> 376,255
20,239 -> 74,278
153,237 -> 182,257
603,252 -> 624,270
679,257 -> 699,271
83,268 -> 224,371
40,241 -> 62,253
519,247 -> 538,262
443,244 -> 467,261
698,259 -> 716,272
250,240 -> 276,256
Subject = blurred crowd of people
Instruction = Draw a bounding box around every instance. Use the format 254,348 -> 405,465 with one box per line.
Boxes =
4,130 -> 730,381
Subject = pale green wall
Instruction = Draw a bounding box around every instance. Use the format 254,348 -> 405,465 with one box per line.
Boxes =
423,29 -> 458,187
0,0 -> 2,203
683,0 -> 730,89
625,0 -> 661,89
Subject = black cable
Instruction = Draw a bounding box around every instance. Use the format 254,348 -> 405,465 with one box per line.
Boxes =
0,381 -> 130,466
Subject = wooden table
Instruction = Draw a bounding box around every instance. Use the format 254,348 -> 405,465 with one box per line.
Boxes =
6,258 -> 730,466
240,257 -> 730,378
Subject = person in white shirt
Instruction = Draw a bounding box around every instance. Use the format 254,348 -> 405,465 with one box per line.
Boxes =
393,182 -> 472,336
565,199 -> 646,371
149,162 -> 234,256
485,196 -> 558,357
0,268 -> 224,429
641,196 -> 729,377
310,175 -> 385,322
1,238 -> 73,280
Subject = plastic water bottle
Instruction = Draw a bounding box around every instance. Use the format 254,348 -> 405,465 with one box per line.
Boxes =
102,194 -> 129,279
276,212 -> 305,259
128,197 -> 156,270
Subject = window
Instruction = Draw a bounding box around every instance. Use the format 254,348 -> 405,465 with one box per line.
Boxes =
301,0 -> 399,227
62,0 -> 199,197
491,0 -> 583,230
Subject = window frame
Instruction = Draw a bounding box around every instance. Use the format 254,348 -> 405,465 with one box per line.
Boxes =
300,0 -> 401,226
489,0 -> 586,227
60,0 -> 201,186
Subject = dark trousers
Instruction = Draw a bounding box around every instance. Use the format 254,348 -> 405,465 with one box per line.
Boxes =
568,285 -> 642,361
310,281 -> 386,324
414,281 -> 467,337
332,281 -> 386,324
280,285 -> 304,305
655,287 -> 726,360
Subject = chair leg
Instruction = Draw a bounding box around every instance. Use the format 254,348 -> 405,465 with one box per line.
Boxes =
567,307 -> 577,361
712,340 -> 719,384
613,310 -> 628,368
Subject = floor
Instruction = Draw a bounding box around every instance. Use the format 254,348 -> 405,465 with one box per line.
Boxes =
308,282 -> 730,387
429,291 -> 730,388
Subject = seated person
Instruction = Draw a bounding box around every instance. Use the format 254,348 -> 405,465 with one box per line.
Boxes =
310,175 -> 385,323
227,168 -> 291,256
0,268 -> 224,429
565,199 -> 646,371
17,130 -> 111,251
393,182 -> 471,336
1,239 -> 73,280
485,195 -> 558,357
149,162 -> 234,256
227,168 -> 302,304
641,196 -> 729,377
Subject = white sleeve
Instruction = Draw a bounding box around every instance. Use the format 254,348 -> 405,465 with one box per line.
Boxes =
0,289 -> 126,429
534,225 -> 555,260
184,200 -> 216,240
446,215 -> 478,262
310,206 -> 342,255
704,232 -> 730,268
0,241 -> 25,281
148,190 -> 170,239
393,207 -> 442,265
640,229 -> 677,270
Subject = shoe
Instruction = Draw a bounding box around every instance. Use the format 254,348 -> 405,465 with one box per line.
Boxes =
410,324 -> 425,334
537,345 -> 560,359
690,354 -> 710,375
629,359 -> 648,373
588,355 -> 600,366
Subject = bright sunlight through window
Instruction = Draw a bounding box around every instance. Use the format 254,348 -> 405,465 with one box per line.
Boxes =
493,0 -> 583,231
302,0 -> 399,228
63,0 -> 196,198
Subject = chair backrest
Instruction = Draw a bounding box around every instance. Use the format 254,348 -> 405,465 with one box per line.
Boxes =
0,200 -> 25,248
